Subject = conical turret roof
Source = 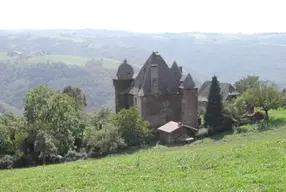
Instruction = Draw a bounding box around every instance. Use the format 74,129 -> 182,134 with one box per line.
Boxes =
179,73 -> 196,89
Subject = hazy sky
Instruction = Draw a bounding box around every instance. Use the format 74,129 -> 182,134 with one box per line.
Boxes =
1,0 -> 285,33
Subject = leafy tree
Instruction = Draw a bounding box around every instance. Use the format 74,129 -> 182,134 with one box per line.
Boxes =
112,107 -> 150,146
34,131 -> 57,165
47,93 -> 81,154
223,97 -> 247,121
0,113 -> 26,156
234,75 -> 261,93
84,108 -> 115,151
283,88 -> 286,96
282,89 -> 286,106
23,85 -> 84,155
0,125 -> 13,156
242,82 -> 283,121
62,86 -> 87,111
88,108 -> 113,130
204,76 -> 224,130
24,85 -> 57,125
86,124 -> 126,155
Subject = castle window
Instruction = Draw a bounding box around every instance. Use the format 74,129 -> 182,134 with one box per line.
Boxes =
134,97 -> 137,105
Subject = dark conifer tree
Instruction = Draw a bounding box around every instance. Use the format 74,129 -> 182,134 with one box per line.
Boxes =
204,76 -> 223,130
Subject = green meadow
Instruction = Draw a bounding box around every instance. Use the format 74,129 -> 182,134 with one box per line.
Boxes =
0,109 -> 285,192
0,51 -> 123,69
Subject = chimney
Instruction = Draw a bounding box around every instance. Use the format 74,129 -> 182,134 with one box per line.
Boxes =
151,64 -> 159,94
179,66 -> 183,74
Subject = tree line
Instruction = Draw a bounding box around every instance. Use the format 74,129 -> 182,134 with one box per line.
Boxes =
0,85 -> 151,169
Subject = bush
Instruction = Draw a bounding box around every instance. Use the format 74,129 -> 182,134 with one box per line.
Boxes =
113,107 -> 150,146
50,155 -> 64,164
87,124 -> 127,155
64,149 -> 87,162
0,155 -> 14,169
236,126 -> 249,133
208,115 -> 234,135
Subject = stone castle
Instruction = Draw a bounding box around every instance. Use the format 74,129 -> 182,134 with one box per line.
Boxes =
113,51 -> 199,129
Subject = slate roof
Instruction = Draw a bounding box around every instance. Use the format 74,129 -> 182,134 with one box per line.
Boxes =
129,52 -> 179,96
179,73 -> 196,89
198,81 -> 240,102
170,61 -> 182,83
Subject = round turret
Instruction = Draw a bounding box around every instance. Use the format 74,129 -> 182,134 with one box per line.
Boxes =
116,59 -> 134,80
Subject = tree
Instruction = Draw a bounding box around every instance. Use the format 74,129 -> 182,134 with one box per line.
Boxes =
34,131 -> 57,165
282,89 -> 286,106
234,75 -> 261,93
62,86 -> 87,111
0,125 -> 13,156
86,124 -> 126,155
204,76 -> 224,130
47,93 -> 81,154
88,108 -> 113,130
283,88 -> 286,95
23,85 -> 84,155
24,85 -> 56,125
112,107 -> 150,146
223,97 -> 247,121
242,82 -> 283,122
0,113 -> 27,156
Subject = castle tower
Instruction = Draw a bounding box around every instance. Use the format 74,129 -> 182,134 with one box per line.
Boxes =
180,73 -> 198,128
113,59 -> 134,113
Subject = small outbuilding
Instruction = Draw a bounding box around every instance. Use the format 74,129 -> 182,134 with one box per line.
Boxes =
157,121 -> 198,145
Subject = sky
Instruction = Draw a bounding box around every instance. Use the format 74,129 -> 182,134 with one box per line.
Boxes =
0,0 -> 285,33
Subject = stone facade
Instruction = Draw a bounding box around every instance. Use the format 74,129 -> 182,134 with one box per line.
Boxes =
113,51 -> 199,129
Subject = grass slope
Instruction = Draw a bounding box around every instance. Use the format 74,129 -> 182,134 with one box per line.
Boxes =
1,110 -> 286,191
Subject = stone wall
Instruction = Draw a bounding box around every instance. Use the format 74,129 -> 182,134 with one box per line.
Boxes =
141,94 -> 182,129
133,95 -> 142,116
181,88 -> 198,128
159,128 -> 182,145
113,79 -> 133,113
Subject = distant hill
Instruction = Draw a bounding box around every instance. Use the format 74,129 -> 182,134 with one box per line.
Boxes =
0,29 -> 285,112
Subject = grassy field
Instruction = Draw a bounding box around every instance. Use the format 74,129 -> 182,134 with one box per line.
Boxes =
1,109 -> 286,192
0,52 -> 122,69
0,52 -> 144,70
28,54 -> 121,69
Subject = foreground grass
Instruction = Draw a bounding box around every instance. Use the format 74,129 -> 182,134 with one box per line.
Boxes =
1,123 -> 286,191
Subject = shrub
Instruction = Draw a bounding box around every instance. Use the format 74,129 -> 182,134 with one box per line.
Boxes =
87,124 -> 127,155
50,155 -> 64,164
236,126 -> 249,133
208,115 -> 234,135
64,149 -> 87,162
0,155 -> 14,169
113,107 -> 150,146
